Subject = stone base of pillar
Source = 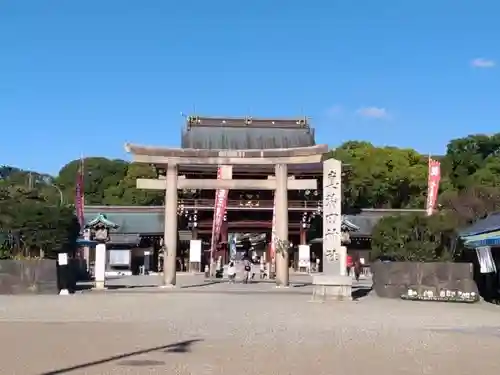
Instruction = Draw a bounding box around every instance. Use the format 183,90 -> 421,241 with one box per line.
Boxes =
94,281 -> 106,290
159,284 -> 176,289
311,275 -> 352,302
189,261 -> 201,273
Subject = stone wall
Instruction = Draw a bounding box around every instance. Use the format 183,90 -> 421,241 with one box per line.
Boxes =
372,262 -> 478,299
0,260 -> 60,294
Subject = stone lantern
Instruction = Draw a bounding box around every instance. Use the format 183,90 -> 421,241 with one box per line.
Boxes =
85,213 -> 119,289
340,216 -> 360,245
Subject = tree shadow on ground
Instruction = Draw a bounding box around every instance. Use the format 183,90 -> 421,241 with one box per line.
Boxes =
352,287 -> 372,300
40,339 -> 202,375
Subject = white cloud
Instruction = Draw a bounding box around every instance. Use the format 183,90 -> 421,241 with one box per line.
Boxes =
356,106 -> 389,119
471,58 -> 496,68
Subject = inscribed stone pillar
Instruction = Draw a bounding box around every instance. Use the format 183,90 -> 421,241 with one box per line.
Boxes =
275,163 -> 289,286
322,158 -> 343,275
311,158 -> 352,301
163,163 -> 178,286
94,243 -> 106,290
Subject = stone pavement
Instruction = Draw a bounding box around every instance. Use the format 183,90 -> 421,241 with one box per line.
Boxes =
1,283 -> 500,374
99,272 -> 372,291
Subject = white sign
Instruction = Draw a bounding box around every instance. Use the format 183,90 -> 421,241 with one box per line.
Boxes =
298,245 -> 310,268
189,240 -> 202,262
58,253 -> 68,266
476,246 -> 496,273
109,249 -> 131,266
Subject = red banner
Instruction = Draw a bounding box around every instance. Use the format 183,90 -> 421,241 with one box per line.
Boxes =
426,158 -> 441,216
210,166 -> 229,255
75,157 -> 85,230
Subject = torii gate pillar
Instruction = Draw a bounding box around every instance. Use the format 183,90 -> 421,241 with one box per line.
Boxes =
163,163 -> 178,287
274,164 -> 289,287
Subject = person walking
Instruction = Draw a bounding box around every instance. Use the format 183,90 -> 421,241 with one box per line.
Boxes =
227,261 -> 236,283
346,254 -> 353,276
242,257 -> 251,284
260,257 -> 266,279
353,253 -> 362,282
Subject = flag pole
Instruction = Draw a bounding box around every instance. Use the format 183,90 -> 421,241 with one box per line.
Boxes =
426,153 -> 431,214
81,154 -> 85,212
76,155 -> 85,233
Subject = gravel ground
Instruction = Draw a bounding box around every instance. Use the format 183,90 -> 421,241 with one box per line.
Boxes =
0,284 -> 500,375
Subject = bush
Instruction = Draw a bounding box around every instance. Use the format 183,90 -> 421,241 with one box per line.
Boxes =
0,184 -> 80,259
371,212 -> 460,262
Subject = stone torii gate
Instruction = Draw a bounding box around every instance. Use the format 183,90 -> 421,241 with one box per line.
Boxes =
125,144 -> 351,298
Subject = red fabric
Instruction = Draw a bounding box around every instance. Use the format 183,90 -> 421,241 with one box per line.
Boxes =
210,167 -> 229,252
426,158 -> 441,216
346,255 -> 353,267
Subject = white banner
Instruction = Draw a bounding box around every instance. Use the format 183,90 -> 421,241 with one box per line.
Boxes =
298,244 -> 310,268
189,239 -> 202,262
58,253 -> 68,266
476,246 -> 496,273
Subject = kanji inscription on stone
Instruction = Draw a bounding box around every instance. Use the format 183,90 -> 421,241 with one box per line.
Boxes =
322,158 -> 342,264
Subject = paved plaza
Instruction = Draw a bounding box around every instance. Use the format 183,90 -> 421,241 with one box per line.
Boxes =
1,280 -> 500,374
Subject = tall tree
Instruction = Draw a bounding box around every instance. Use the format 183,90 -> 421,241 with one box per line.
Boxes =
325,142 -> 428,209
444,134 -> 500,189
56,157 -> 128,205
103,163 -> 164,205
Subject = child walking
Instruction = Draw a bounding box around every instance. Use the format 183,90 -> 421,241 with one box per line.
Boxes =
227,261 -> 236,283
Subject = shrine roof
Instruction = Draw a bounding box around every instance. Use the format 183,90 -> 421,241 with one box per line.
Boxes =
82,206 -> 425,239
459,212 -> 500,237
346,208 -> 427,237
85,213 -> 119,229
345,215 -> 381,237
181,116 -> 316,150
83,211 -> 163,236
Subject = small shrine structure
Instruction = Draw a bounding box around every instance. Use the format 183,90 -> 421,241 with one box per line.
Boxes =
85,213 -> 119,289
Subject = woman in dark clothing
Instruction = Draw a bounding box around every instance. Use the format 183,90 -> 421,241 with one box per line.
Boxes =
352,253 -> 362,281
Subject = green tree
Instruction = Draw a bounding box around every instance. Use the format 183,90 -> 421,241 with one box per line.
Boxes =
371,212 -> 459,262
103,163 -> 164,205
0,184 -> 79,258
439,185 -> 500,225
444,134 -> 500,189
469,155 -> 500,188
0,165 -> 53,186
56,157 -> 128,205
324,142 -> 428,209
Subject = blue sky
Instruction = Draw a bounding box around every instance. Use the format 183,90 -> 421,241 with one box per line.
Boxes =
1,0 -> 499,175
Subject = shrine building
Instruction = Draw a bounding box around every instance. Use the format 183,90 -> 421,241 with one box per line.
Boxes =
81,115 -> 425,275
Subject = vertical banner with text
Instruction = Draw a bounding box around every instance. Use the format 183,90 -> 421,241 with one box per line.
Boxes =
75,157 -> 85,230
426,158 -> 441,216
210,166 -> 229,259
270,194 -> 276,262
